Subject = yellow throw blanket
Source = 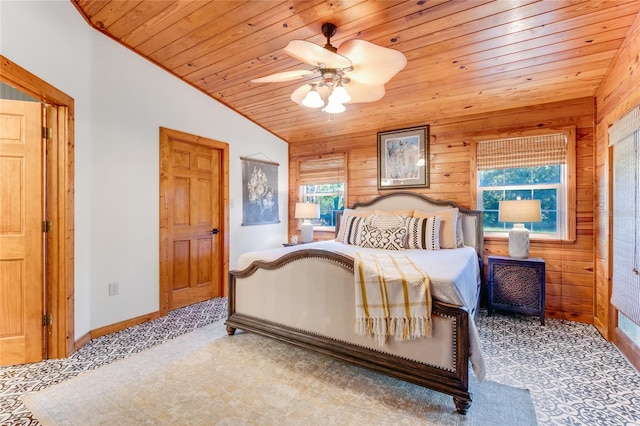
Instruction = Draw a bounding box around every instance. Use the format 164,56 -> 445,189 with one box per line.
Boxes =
354,253 -> 432,346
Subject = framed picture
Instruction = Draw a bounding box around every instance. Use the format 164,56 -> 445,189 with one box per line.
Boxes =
241,157 -> 280,226
377,125 -> 429,189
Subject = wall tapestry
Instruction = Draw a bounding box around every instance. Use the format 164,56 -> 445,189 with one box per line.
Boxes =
241,157 -> 280,226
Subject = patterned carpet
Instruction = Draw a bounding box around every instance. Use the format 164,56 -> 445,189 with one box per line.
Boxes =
1,297 -> 639,425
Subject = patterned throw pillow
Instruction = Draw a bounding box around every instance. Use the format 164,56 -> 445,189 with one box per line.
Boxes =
358,225 -> 407,250
341,215 -> 368,245
406,216 -> 441,250
367,214 -> 410,230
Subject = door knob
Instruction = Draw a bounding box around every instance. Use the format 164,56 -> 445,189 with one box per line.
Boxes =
212,228 -> 219,235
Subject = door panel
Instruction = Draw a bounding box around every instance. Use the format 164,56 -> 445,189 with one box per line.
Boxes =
0,99 -> 44,366
165,138 -> 222,310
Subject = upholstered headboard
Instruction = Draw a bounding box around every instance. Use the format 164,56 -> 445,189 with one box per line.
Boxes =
336,191 -> 484,260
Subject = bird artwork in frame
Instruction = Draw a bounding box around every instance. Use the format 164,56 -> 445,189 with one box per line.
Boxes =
377,125 -> 429,189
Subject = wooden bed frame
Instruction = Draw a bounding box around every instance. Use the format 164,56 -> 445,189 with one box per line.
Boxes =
226,192 -> 483,414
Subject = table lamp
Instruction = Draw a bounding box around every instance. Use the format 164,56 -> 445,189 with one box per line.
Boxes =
498,199 -> 541,259
295,202 -> 320,243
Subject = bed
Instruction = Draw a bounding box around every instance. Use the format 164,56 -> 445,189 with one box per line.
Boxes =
226,191 -> 485,414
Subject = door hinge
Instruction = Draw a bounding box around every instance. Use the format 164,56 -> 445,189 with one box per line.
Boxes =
42,313 -> 53,327
42,221 -> 52,232
42,127 -> 53,139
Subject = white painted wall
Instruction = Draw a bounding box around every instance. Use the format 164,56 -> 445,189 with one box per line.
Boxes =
0,1 -> 289,338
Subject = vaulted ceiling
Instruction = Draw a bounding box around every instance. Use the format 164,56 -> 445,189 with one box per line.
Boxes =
71,0 -> 640,144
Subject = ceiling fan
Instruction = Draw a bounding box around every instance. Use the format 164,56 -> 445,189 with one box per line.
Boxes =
251,23 -> 407,114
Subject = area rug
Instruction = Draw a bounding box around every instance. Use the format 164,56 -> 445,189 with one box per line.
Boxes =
22,320 -> 537,425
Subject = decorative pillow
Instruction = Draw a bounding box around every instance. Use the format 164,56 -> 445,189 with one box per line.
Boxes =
341,215 -> 369,246
335,209 -> 371,241
414,208 -> 459,249
374,209 -> 414,217
406,216 -> 441,250
367,214 -> 410,230
358,225 -> 407,250
456,214 -> 465,247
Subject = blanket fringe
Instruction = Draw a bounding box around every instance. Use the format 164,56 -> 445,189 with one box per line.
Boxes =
355,317 -> 432,346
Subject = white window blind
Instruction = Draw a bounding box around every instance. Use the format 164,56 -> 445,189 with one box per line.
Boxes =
610,105 -> 640,326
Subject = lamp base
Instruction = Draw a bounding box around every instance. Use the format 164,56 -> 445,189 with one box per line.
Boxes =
301,220 -> 314,243
508,224 -> 530,259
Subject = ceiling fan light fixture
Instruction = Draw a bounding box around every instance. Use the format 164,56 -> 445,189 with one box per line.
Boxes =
329,81 -> 351,103
324,98 -> 345,114
301,85 -> 324,108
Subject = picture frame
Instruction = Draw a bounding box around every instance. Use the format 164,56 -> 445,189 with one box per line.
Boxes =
377,125 -> 429,189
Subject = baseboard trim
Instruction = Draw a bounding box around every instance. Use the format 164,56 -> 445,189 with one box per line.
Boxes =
90,311 -> 162,340
614,326 -> 640,372
74,332 -> 91,352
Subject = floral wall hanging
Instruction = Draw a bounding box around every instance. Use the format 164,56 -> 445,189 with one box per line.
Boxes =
241,157 -> 280,226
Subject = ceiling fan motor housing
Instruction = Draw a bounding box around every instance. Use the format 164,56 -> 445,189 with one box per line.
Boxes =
322,23 -> 338,52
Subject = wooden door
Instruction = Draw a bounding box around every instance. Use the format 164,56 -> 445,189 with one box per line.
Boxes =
0,99 -> 44,366
161,132 -> 224,311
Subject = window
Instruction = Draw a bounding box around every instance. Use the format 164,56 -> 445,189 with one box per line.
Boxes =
301,183 -> 344,227
475,130 -> 575,241
297,154 -> 346,231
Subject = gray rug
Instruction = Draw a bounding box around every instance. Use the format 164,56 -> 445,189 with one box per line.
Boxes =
22,320 -> 537,425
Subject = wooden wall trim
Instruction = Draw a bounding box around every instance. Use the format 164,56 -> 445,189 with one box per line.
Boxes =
0,55 -> 75,358
90,311 -> 162,340
614,327 -> 640,372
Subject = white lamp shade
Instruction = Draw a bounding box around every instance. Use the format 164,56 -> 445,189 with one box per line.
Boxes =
294,202 -> 320,219
498,199 -> 541,223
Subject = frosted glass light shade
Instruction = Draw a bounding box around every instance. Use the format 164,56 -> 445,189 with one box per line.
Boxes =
324,99 -> 345,114
301,87 -> 324,108
329,83 -> 351,103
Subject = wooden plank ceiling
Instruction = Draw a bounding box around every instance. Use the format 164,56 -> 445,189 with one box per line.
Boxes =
71,0 -> 639,144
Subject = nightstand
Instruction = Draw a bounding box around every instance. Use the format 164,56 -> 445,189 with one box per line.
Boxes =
282,241 -> 309,247
487,256 -> 545,325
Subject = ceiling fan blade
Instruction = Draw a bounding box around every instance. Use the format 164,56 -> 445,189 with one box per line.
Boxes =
342,80 -> 385,104
251,69 -> 315,83
338,39 -> 407,85
285,40 -> 352,69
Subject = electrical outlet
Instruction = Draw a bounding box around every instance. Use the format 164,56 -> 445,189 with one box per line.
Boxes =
108,282 -> 119,296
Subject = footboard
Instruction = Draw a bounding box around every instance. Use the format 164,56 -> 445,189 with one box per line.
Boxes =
225,249 -> 473,413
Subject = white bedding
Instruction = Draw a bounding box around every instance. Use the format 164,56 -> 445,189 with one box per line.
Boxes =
235,240 -> 486,380
236,240 -> 480,312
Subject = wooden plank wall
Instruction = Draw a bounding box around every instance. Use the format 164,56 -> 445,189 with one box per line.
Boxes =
594,12 -> 640,340
289,96 -> 595,323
